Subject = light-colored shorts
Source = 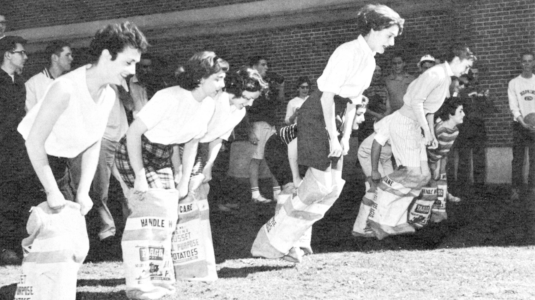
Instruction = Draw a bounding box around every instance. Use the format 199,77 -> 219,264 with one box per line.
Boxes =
388,111 -> 427,168
252,121 -> 276,159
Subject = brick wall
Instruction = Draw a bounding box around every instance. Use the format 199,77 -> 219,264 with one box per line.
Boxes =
453,0 -> 535,147
4,0 -> 261,31
18,0 -> 534,147
141,10 -> 456,126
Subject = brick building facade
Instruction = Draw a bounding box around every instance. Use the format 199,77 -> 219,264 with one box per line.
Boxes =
5,0 -> 535,183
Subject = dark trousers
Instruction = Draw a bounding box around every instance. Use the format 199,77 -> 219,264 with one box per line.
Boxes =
456,117 -> 487,185
0,156 -> 70,253
0,175 -> 46,253
512,122 -> 535,188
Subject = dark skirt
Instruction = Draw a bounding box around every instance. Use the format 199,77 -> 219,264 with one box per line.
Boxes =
115,135 -> 175,189
297,91 -> 350,171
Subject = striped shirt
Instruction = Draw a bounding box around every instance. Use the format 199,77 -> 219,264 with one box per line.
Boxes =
427,120 -> 459,163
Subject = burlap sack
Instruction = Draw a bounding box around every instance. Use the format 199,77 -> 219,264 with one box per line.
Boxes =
171,182 -> 217,281
15,201 -> 89,300
368,167 -> 427,240
407,181 -> 437,229
251,168 -> 344,259
352,181 -> 377,238
122,189 -> 177,300
274,183 -> 313,255
431,173 -> 448,223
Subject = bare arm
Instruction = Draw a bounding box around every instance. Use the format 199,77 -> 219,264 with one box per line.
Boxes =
179,138 -> 200,198
426,113 -> 438,149
320,91 -> 341,157
202,138 -> 223,183
370,140 -> 383,183
25,81 -> 70,209
126,118 -> 149,191
171,145 -> 182,184
75,140 -> 101,215
341,102 -> 357,155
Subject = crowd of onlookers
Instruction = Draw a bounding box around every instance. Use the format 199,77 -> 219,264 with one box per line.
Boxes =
1,8 -> 534,268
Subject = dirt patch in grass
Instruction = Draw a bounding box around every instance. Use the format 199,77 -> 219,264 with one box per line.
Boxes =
1,164 -> 535,299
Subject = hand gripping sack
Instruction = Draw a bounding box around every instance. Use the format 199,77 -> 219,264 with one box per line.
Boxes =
407,181 -> 437,229
15,201 -> 89,300
431,173 -> 448,223
274,183 -> 313,255
352,181 -> 377,238
251,168 -> 344,259
171,181 -> 217,281
122,189 -> 178,300
368,167 -> 428,240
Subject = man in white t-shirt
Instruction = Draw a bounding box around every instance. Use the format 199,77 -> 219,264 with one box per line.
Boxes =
508,51 -> 535,200
25,40 -> 73,112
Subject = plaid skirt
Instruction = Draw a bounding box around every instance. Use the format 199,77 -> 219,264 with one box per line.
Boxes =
115,135 -> 175,189
178,143 -> 209,177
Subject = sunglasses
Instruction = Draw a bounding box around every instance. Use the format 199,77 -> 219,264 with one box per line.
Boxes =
299,85 -> 310,89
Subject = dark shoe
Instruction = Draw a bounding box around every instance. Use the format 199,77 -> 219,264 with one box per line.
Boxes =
0,249 -> 21,265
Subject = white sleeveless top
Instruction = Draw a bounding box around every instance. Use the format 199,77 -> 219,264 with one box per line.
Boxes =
200,92 -> 246,143
18,65 -> 116,158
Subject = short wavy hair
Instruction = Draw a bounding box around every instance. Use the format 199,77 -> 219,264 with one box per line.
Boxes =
44,40 -> 71,62
295,76 -> 311,90
355,4 -> 405,37
176,51 -> 229,91
88,21 -> 148,63
225,67 -> 268,97
439,97 -> 463,121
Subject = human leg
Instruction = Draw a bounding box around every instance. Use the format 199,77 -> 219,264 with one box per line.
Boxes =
512,122 -> 527,199
91,138 -> 119,240
288,139 -> 302,186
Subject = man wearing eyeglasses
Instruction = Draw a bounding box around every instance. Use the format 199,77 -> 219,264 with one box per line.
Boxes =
0,36 -> 41,265
0,15 -> 6,40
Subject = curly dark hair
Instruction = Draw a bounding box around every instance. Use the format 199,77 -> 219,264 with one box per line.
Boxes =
295,76 -> 311,90
438,97 -> 463,121
355,4 -> 405,37
176,51 -> 229,91
88,21 -> 148,63
224,67 -> 268,97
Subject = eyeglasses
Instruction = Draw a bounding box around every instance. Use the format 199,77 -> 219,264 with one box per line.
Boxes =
299,85 -> 310,89
10,50 -> 27,56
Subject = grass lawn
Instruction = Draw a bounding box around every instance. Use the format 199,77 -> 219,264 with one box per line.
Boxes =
1,163 -> 535,299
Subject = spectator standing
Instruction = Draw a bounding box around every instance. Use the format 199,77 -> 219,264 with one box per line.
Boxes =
283,76 -> 311,186
129,53 -> 163,116
417,54 -> 436,74
25,40 -> 73,112
246,56 -> 285,203
359,65 -> 389,141
507,51 -> 535,200
0,36 -> 40,264
455,65 -> 493,190
384,53 -> 415,113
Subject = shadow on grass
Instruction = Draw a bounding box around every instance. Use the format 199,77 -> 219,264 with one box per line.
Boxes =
76,291 -> 128,300
77,278 -> 125,287
218,265 -> 295,278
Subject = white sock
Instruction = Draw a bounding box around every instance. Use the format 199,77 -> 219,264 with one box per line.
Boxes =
252,188 -> 260,199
